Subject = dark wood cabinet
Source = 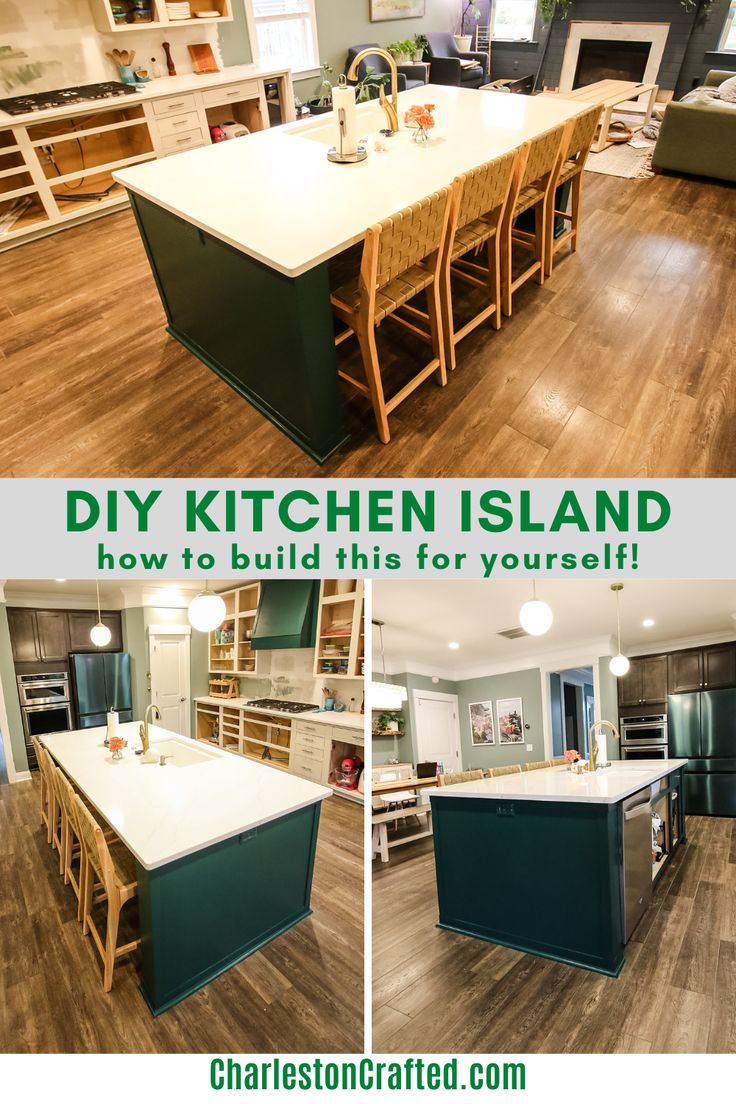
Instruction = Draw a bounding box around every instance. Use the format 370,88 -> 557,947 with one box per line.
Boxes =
618,654 -> 668,707
7,609 -> 40,662
35,610 -> 70,662
8,607 -> 123,663
668,644 -> 736,694
67,610 -> 122,653
703,644 -> 736,690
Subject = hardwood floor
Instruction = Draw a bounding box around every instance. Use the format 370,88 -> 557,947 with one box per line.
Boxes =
0,774 -> 363,1053
0,172 -> 734,476
373,815 -> 736,1054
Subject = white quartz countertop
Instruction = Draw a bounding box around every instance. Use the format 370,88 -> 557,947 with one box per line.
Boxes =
194,696 -> 364,731
114,84 -> 590,276
430,760 -> 687,805
0,64 -> 289,129
43,721 -> 330,871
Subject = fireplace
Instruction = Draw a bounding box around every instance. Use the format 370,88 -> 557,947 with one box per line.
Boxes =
574,40 -> 651,89
560,22 -> 671,108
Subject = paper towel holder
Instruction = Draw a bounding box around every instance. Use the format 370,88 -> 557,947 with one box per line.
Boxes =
328,75 -> 367,164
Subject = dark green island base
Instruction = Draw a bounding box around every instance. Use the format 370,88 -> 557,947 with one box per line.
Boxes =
129,194 -> 349,465
136,802 -> 321,1015
429,769 -> 685,977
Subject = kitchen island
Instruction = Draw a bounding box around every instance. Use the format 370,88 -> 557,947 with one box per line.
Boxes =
43,721 -> 330,1014
429,760 -> 686,976
114,85 -> 591,462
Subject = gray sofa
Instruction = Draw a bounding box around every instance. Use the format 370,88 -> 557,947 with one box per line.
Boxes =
652,70 -> 736,183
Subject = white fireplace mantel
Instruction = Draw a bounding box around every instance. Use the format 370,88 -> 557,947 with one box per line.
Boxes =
559,21 -> 672,94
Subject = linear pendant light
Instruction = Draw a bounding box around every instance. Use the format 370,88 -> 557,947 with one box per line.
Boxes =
90,581 -> 112,647
519,580 -> 553,636
609,583 -> 630,678
370,620 -> 408,710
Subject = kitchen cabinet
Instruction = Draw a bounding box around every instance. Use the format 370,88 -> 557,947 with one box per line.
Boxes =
67,611 -> 123,653
313,580 -> 365,680
35,611 -> 70,661
668,644 -> 736,694
8,607 -> 70,662
617,654 -> 668,707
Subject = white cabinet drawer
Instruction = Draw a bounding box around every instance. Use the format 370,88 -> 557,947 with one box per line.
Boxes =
293,739 -> 327,764
152,93 -> 198,117
201,81 -> 259,108
155,110 -> 202,137
293,718 -> 324,738
291,754 -> 325,782
160,128 -> 206,154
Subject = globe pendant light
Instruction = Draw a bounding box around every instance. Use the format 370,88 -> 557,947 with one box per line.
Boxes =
188,583 -> 227,633
90,580 -> 112,648
519,581 -> 553,637
609,583 -> 630,678
370,620 -> 408,710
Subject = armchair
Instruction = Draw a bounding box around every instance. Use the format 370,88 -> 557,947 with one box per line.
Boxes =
344,43 -> 427,97
424,32 -> 488,89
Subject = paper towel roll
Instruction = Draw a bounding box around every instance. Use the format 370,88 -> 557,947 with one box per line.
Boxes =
106,710 -> 119,745
332,80 -> 358,158
596,732 -> 608,766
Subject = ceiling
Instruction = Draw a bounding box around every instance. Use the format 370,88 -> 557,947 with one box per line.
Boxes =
2,580 -> 242,609
373,580 -> 736,675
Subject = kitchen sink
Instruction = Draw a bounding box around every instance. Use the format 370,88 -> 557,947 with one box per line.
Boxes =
150,739 -> 219,768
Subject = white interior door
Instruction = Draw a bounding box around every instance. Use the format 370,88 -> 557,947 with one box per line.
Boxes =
413,690 -> 462,771
149,630 -> 191,738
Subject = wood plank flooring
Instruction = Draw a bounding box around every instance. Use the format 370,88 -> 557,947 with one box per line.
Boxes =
0,171 -> 734,476
0,774 -> 363,1053
373,815 -> 736,1054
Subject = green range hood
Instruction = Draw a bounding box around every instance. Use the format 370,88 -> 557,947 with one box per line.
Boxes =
251,580 -> 319,651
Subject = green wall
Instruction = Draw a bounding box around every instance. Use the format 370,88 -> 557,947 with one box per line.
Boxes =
219,0 -> 455,98
0,604 -> 27,775
597,656 -> 621,761
456,667 -> 544,771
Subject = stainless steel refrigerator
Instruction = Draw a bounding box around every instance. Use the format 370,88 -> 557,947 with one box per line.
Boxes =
70,652 -> 133,728
668,688 -> 736,816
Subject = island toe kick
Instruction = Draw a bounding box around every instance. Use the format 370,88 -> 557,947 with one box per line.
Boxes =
129,194 -> 350,465
429,772 -> 685,977
136,801 -> 321,1015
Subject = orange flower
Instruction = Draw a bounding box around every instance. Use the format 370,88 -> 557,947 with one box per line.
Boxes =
424,103 -> 435,111
418,113 -> 435,130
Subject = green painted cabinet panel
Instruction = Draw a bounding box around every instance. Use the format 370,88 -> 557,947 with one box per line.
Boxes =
129,194 -> 349,465
251,580 -> 319,651
430,796 -> 625,976
137,801 -> 321,1014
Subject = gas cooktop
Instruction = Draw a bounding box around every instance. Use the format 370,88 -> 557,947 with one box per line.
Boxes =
246,699 -> 319,714
0,82 -> 141,117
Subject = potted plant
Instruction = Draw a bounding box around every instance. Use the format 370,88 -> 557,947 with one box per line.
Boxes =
388,39 -> 414,65
455,0 -> 481,52
375,711 -> 404,735
307,62 -> 334,115
413,33 -> 428,62
354,65 -> 390,104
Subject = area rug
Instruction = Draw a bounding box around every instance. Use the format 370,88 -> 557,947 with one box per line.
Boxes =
584,141 -> 655,180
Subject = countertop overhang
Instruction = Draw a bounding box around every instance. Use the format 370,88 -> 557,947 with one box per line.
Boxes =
43,721 -> 331,870
114,84 -> 592,277
430,760 -> 687,805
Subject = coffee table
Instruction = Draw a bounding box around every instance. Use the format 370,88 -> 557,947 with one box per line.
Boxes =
546,79 -> 659,153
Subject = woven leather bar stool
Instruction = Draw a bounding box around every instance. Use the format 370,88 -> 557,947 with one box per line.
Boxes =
501,122 -> 568,317
545,104 -> 602,276
439,148 -> 519,371
485,764 -> 523,778
75,795 -> 140,992
35,743 -> 61,850
329,188 -> 452,444
437,769 -> 484,786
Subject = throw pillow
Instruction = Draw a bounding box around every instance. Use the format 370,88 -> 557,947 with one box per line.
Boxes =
719,75 -> 736,102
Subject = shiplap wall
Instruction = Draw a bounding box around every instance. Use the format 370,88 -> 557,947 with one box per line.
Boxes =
487,0 -> 733,95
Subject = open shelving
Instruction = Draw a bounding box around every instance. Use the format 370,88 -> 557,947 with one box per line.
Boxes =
208,582 -> 269,677
90,0 -> 233,33
313,580 -> 365,680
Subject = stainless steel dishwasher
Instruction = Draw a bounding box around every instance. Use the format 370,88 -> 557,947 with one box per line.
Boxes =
622,786 -> 653,941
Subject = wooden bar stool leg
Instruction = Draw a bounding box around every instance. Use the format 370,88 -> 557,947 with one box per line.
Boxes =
487,235 -> 502,331
103,891 -> 122,993
570,172 -> 583,254
355,318 -> 391,444
439,254 -> 457,372
81,857 -> 94,936
426,281 -> 447,387
544,193 -> 557,278
501,220 -> 513,318
534,203 -> 545,286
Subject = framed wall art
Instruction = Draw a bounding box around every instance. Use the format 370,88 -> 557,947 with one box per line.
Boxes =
496,697 -> 524,744
469,700 -> 495,746
370,0 -> 426,22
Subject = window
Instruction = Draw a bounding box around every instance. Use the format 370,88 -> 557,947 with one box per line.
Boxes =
719,0 -> 736,51
244,0 -> 320,76
491,0 -> 538,42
